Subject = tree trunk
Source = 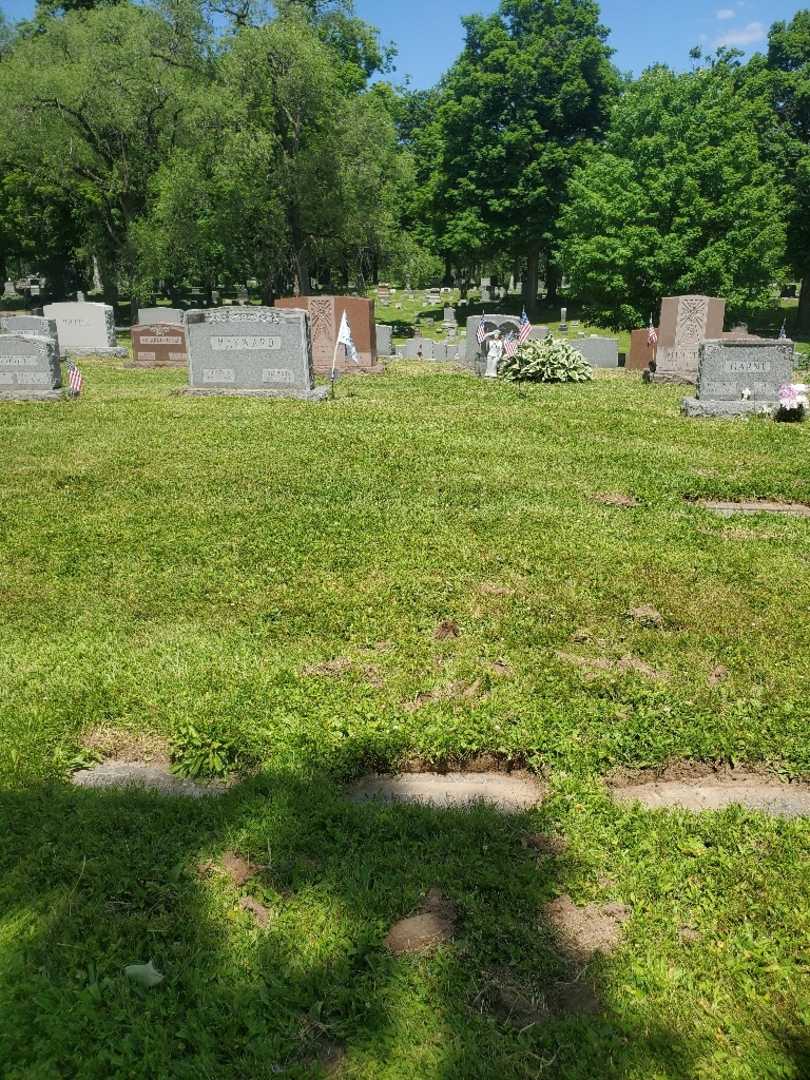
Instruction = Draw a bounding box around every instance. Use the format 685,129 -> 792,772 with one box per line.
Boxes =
545,262 -> 560,306
797,274 -> 810,333
522,251 -> 539,317
261,272 -> 275,307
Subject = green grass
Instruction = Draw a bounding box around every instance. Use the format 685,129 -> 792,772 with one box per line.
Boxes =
1,361 -> 809,1078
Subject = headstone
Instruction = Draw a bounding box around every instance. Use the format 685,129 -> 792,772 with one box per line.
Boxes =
405,336 -> 430,359
2,281 -> 17,298
183,306 -> 327,400
559,307 -> 568,332
654,295 -> 725,385
627,328 -> 658,372
127,322 -> 188,368
274,296 -> 378,374
375,323 -> 394,357
446,343 -> 459,361
443,307 -> 456,325
570,336 -> 619,368
0,333 -> 62,400
0,315 -> 58,346
682,338 -> 794,417
480,277 -> 492,303
138,307 -> 184,326
431,341 -> 448,362
43,301 -> 125,356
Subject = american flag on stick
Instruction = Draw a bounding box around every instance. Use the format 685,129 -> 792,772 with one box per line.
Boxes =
517,308 -> 532,344
476,318 -> 488,345
66,359 -> 83,397
504,333 -> 519,358
647,317 -> 658,347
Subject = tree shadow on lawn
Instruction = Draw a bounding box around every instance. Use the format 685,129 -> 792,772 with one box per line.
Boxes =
0,773 -> 700,1079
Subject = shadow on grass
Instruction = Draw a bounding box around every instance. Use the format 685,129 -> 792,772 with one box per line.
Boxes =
0,772 -> 700,1079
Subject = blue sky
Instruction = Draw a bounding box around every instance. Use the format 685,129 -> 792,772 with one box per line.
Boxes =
1,0 -> 804,88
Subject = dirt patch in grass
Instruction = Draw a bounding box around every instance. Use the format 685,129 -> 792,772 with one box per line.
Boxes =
302,657 -> 354,677
480,966 -> 601,1028
479,582 -> 515,597
625,604 -> 665,629
398,752 -> 527,774
521,832 -> 568,856
238,896 -> 271,927
593,491 -> 640,508
557,651 -> 664,681
403,678 -> 483,712
544,895 -> 631,963
434,618 -> 461,640
219,852 -> 259,887
610,766 -> 810,818
80,725 -> 169,764
384,888 -> 456,956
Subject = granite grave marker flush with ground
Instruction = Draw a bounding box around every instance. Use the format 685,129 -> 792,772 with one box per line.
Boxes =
183,306 -> 327,400
0,333 -> 62,400
682,338 -> 795,417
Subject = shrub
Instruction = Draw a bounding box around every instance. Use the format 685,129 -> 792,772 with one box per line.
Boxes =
500,335 -> 593,383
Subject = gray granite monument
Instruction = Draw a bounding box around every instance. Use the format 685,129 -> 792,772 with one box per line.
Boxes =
138,307 -> 184,326
464,315 -> 548,374
0,333 -> 62,400
375,323 -> 394,357
183,306 -> 328,400
43,301 -> 126,356
0,315 -> 58,346
570,336 -> 619,368
682,338 -> 795,417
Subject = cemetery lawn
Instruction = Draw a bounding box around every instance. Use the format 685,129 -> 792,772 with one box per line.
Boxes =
2,360 -> 809,1079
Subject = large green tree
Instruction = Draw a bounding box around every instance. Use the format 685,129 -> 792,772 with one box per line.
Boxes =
767,10 -> 810,330
424,0 -> 618,309
557,61 -> 786,330
0,3 -> 208,310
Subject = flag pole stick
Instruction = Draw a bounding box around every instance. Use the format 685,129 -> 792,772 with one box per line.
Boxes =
330,340 -> 340,400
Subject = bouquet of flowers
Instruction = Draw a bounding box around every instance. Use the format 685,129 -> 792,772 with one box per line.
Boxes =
776,383 -> 809,422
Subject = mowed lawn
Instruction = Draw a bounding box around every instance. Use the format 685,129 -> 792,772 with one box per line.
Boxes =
1,360 -> 808,1078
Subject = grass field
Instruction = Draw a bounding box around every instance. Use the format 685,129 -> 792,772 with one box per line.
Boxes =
1,360 -> 809,1078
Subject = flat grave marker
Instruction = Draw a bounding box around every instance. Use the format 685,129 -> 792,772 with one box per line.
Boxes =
0,332 -> 61,400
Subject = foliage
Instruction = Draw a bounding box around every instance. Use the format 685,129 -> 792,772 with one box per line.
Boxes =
420,0 -> 618,305
170,721 -> 242,779
500,334 -> 594,382
557,61 -> 786,330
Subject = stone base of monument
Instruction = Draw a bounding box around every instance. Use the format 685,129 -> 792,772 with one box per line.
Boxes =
176,386 -> 330,402
681,397 -> 777,418
644,369 -> 696,386
124,360 -> 186,369
65,346 -> 129,358
0,389 -> 64,402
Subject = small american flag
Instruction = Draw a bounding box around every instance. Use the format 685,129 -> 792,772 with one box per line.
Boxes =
504,333 -> 519,358
67,359 -> 83,397
518,308 -> 532,344
647,317 -> 658,347
778,320 -> 787,340
476,318 -> 487,345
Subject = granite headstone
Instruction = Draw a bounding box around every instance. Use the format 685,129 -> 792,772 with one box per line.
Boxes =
0,333 -> 61,400
570,336 -> 619,368
375,323 -> 394,357
654,295 -> 725,384
274,295 -> 377,374
43,301 -> 125,356
627,327 -> 658,372
128,322 -> 188,368
184,306 -> 327,400
138,307 -> 184,326
0,315 -> 58,346
682,338 -> 795,417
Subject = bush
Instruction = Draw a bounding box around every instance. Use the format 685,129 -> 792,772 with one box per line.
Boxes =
499,335 -> 593,383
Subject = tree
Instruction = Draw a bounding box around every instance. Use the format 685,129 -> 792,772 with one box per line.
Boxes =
556,62 -> 786,330
424,0 -> 618,311
766,10 -> 810,330
0,3 -> 208,311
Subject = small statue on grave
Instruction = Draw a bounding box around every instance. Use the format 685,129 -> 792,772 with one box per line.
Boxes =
482,329 -> 504,378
